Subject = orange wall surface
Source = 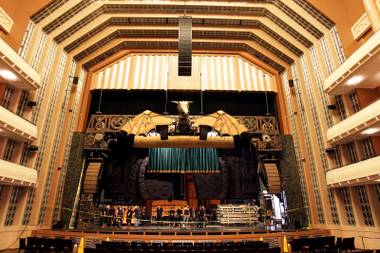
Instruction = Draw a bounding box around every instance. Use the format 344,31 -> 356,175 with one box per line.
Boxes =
0,0 -> 51,51
310,0 -> 373,57
356,88 -> 380,108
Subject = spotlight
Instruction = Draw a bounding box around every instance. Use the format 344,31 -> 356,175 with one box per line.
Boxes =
27,101 -> 37,107
28,145 -> 39,152
327,104 -> 337,110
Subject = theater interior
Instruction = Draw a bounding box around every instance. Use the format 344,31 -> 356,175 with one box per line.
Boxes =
0,0 -> 380,252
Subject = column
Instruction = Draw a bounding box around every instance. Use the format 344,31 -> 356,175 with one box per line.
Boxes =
363,0 -> 380,32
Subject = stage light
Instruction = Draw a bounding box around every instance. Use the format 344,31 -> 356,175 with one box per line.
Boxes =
346,75 -> 364,86
28,145 -> 39,151
0,69 -> 18,81
361,128 -> 380,135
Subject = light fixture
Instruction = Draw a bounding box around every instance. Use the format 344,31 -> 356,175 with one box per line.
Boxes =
345,75 -> 364,86
207,130 -> 218,137
361,128 -> 380,135
0,69 -> 18,81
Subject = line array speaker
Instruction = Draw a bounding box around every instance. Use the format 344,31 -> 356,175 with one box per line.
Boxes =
178,16 -> 192,76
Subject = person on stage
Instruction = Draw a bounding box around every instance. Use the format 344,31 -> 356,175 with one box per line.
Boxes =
127,207 -> 133,226
183,205 -> 190,227
168,207 -> 175,227
156,206 -> 163,226
134,206 -> 140,226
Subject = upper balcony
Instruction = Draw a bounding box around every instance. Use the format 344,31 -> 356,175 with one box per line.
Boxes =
326,155 -> 380,188
0,38 -> 40,90
326,99 -> 380,144
0,159 -> 37,187
324,30 -> 380,95
0,106 -> 38,142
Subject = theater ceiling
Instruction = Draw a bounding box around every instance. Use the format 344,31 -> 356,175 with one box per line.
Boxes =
29,0 -> 335,73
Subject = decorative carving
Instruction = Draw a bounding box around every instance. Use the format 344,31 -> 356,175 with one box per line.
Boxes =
351,13 -> 371,40
0,7 -> 13,34
84,114 -> 282,151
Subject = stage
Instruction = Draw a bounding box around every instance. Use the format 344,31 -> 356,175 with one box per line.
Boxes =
32,226 -> 331,251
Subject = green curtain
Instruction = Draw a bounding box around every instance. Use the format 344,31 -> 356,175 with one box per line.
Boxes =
148,148 -> 220,173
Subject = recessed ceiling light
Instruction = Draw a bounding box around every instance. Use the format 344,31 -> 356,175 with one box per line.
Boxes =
362,128 -> 380,135
0,69 -> 18,81
346,75 -> 364,86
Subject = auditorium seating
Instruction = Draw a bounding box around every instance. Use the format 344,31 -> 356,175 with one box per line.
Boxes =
291,236 -> 356,252
92,240 -> 278,253
19,237 -> 73,252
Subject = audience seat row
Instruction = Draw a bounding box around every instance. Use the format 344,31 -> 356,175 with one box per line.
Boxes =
19,237 -> 73,252
291,236 -> 355,252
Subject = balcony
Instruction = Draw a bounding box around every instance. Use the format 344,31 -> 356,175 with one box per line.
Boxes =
326,155 -> 380,188
0,38 -> 40,90
0,159 -> 37,187
324,30 -> 380,95
326,99 -> 380,144
0,106 -> 37,142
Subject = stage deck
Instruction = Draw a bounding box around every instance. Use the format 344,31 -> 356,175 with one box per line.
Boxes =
33,226 -> 331,244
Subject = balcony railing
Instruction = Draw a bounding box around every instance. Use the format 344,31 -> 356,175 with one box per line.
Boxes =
0,38 -> 40,90
326,155 -> 380,188
324,29 -> 380,95
327,99 -> 380,144
0,159 -> 37,187
0,105 -> 38,141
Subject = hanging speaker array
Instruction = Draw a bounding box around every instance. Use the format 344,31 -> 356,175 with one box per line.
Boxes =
178,16 -> 192,76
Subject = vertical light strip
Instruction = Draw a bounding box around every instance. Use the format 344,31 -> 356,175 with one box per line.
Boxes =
125,57 -> 131,90
281,72 -> 310,222
331,27 -> 346,65
18,21 -> 35,59
328,189 -> 340,224
216,57 -> 222,90
31,33 -> 47,69
31,42 -> 57,124
244,60 -> 252,90
229,57 -> 235,90
222,57 -> 229,90
238,58 -> 245,91
103,68 -> 111,90
133,55 -> 141,89
153,55 -> 159,90
258,69 -> 265,91
95,71 -> 103,89
38,52 -> 68,225
92,55 -> 276,92
292,64 -> 325,224
210,57 -> 216,90
109,63 -> 118,89
140,55 -> 147,89
320,37 -> 335,75
146,55 -> 153,89
310,46 -> 333,127
53,67 -> 85,224
53,67 -> 84,223
205,57 -> 211,90
117,60 -> 125,89
4,187 -> 21,226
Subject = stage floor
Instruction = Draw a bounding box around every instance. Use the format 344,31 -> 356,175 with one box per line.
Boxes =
32,226 -> 331,245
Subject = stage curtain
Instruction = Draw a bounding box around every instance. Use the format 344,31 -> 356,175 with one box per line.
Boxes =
148,148 -> 220,173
